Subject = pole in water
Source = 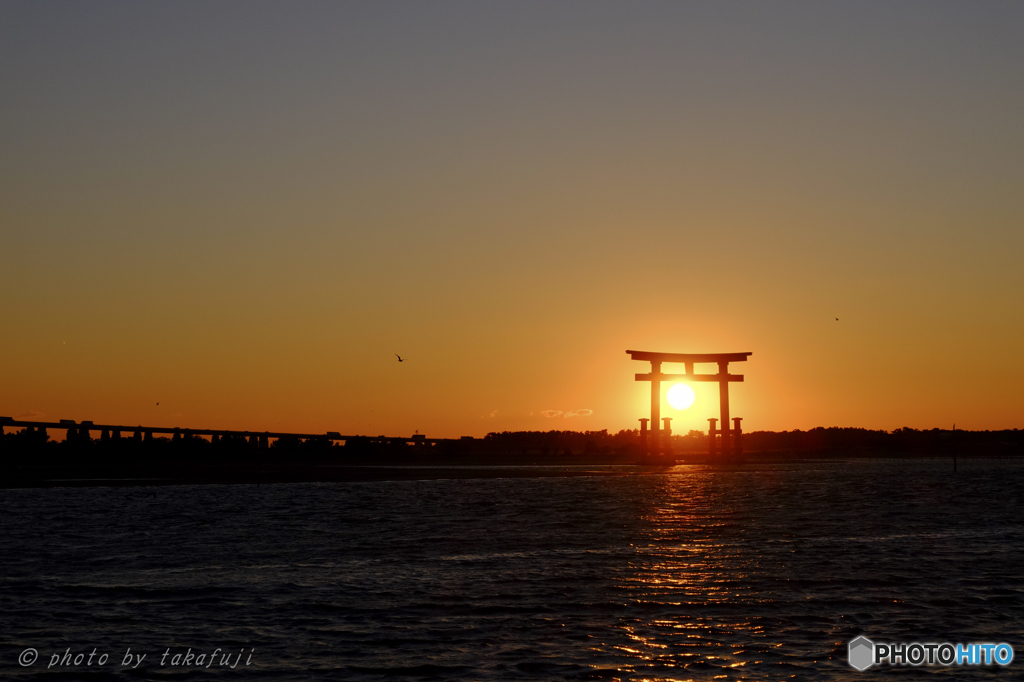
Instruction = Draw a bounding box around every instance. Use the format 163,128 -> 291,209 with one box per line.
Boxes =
953,423 -> 957,473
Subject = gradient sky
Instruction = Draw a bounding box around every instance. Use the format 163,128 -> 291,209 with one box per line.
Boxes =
2,1 -> 1022,438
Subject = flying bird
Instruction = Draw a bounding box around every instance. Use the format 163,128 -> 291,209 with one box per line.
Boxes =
395,354 -> 404,362
835,318 -> 839,321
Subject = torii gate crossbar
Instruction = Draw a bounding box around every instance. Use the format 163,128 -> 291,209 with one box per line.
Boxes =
627,350 -> 752,458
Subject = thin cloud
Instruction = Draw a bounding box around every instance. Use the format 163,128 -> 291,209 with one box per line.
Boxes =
15,411 -> 44,419
564,409 -> 594,418
540,410 -> 563,418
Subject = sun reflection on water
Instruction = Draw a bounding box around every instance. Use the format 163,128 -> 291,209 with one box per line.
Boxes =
599,472 -> 810,680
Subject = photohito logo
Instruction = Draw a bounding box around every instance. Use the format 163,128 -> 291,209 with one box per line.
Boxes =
848,636 -> 1014,670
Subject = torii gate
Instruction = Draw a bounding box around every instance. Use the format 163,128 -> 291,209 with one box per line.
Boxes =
627,350 -> 752,459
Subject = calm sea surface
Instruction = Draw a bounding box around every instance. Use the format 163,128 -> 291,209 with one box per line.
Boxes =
2,461 -> 1023,680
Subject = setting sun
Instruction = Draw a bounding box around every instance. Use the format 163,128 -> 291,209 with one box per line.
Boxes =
666,383 -> 696,411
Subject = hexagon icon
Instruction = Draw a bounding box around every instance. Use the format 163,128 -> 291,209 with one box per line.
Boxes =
848,636 -> 875,671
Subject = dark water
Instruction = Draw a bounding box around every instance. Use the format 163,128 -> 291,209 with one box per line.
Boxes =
2,461 -> 1022,680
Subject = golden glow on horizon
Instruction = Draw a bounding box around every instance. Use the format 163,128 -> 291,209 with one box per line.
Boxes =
666,384 -> 696,411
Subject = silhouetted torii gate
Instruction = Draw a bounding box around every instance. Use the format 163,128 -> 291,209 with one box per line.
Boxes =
627,350 -> 752,459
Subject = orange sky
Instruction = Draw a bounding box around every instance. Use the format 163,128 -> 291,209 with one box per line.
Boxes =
2,3 -> 1022,437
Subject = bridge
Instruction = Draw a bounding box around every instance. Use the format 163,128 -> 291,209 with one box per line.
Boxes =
0,417 -> 439,448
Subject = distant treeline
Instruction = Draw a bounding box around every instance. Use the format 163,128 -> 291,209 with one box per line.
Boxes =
1,426 -> 1022,467
741,427 -> 1023,457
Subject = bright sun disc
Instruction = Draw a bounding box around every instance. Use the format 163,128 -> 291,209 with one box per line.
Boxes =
667,383 -> 695,410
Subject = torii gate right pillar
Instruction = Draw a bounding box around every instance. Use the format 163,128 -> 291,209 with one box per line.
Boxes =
718,361 -> 731,455
649,360 -> 661,458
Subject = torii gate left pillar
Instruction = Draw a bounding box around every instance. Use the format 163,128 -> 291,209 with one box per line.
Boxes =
627,350 -> 752,458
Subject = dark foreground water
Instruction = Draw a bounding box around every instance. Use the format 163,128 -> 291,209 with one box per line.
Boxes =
2,461 -> 1022,680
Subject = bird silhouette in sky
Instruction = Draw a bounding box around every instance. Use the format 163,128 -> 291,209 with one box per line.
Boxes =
835,317 -> 839,321
395,354 -> 404,362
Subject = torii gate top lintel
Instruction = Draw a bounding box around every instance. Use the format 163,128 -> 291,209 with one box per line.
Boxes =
626,350 -> 752,365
